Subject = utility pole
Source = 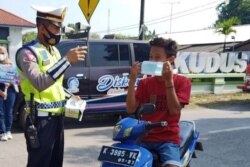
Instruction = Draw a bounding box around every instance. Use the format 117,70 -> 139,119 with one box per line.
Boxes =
163,1 -> 180,35
139,0 -> 145,40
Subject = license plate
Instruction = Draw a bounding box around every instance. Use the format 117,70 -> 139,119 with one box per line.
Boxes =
98,145 -> 139,166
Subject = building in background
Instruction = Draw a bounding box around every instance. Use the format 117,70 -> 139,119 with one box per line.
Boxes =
0,8 -> 35,62
160,24 -> 250,45
159,24 -> 250,53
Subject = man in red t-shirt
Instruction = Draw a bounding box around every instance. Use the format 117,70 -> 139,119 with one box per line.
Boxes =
126,37 -> 191,167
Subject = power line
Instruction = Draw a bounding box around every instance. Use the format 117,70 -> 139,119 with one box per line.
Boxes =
145,0 -> 224,24
96,5 -> 218,33
94,0 -> 220,33
146,5 -> 218,26
93,0 -> 224,34
99,5 -> 217,33
144,0 -> 224,25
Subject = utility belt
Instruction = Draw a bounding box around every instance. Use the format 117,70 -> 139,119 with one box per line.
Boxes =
25,94 -> 65,149
36,111 -> 63,117
26,100 -> 66,117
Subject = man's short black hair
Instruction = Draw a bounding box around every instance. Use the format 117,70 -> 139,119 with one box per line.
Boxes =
149,37 -> 178,57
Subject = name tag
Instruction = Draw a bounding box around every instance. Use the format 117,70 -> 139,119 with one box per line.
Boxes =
40,50 -> 50,66
42,59 -> 50,66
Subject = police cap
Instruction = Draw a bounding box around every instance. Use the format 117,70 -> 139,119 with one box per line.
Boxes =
31,5 -> 67,28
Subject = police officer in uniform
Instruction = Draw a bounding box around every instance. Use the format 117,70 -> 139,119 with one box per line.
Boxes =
15,5 -> 87,167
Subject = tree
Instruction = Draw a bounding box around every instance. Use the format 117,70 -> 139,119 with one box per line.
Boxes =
216,0 -> 250,24
90,33 -> 100,39
144,29 -> 157,40
138,25 -> 157,40
67,23 -> 75,30
114,34 -> 137,40
22,31 -> 37,44
214,16 -> 240,52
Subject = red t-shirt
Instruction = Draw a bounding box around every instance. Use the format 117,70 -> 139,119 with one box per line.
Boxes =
135,74 -> 191,144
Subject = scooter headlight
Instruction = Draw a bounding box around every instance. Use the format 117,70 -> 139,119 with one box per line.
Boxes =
113,124 -> 122,138
123,127 -> 132,138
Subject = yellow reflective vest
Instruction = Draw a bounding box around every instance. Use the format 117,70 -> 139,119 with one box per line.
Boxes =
17,41 -> 65,114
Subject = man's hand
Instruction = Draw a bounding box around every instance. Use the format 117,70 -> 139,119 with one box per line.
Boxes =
162,61 -> 174,86
130,62 -> 141,81
66,46 -> 87,63
0,91 -> 7,99
5,83 -> 10,88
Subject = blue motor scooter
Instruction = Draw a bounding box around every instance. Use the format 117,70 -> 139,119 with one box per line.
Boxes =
98,103 -> 203,167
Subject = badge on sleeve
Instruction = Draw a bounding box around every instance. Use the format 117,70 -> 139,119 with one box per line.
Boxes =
23,50 -> 37,63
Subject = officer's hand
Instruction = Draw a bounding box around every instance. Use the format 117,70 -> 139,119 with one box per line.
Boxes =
66,46 -> 87,63
74,95 -> 81,100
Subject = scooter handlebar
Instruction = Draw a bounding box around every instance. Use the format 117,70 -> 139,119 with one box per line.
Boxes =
145,121 -> 168,130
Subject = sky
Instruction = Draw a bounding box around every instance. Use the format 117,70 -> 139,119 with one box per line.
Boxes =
0,0 -> 226,37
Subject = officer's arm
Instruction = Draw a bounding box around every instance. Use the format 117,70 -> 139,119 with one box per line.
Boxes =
46,57 -> 70,81
46,46 -> 88,81
17,49 -> 55,92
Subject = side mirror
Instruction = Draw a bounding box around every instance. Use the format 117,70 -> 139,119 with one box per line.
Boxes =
136,103 -> 155,118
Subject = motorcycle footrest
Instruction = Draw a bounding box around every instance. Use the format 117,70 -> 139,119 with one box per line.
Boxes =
195,141 -> 203,151
192,152 -> 197,158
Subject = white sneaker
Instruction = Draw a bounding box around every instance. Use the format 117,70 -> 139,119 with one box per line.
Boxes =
0,133 -> 8,141
6,131 -> 13,140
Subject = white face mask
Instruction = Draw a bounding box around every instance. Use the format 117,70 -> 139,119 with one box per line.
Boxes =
141,61 -> 164,76
0,54 -> 6,61
141,61 -> 178,76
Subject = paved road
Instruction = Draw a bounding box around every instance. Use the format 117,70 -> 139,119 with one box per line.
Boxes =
0,102 -> 250,167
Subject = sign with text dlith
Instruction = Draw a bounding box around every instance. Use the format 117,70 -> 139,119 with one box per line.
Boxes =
79,0 -> 100,23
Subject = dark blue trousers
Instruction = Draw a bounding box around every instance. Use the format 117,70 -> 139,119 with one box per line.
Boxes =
24,115 -> 64,167
0,88 -> 16,133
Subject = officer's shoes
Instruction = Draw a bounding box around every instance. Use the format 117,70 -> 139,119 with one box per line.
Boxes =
6,131 -> 13,140
0,133 -> 8,141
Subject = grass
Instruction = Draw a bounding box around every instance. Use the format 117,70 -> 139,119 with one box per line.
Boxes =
187,92 -> 250,109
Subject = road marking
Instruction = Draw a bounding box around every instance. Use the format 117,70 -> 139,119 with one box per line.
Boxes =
208,126 -> 250,134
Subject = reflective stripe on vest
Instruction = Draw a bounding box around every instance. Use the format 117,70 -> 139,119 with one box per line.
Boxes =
16,41 -> 65,114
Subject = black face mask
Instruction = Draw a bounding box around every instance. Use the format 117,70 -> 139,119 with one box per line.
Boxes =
43,25 -> 61,46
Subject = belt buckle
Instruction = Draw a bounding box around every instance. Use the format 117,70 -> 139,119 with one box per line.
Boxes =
51,113 -> 59,116
37,111 -> 49,117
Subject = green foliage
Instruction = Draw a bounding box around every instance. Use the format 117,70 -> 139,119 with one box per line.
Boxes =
22,31 -> 37,44
67,23 -> 75,29
214,16 -> 240,35
214,16 -> 240,52
144,29 -> 157,40
216,0 -> 250,24
113,34 -> 137,40
110,26 -> 157,40
90,33 -> 100,39
65,22 -> 157,40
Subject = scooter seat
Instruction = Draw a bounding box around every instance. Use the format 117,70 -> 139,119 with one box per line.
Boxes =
179,121 -> 195,158
151,121 -> 195,166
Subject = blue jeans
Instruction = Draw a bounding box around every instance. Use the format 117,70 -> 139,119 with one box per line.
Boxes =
140,141 -> 181,167
0,88 -> 16,133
